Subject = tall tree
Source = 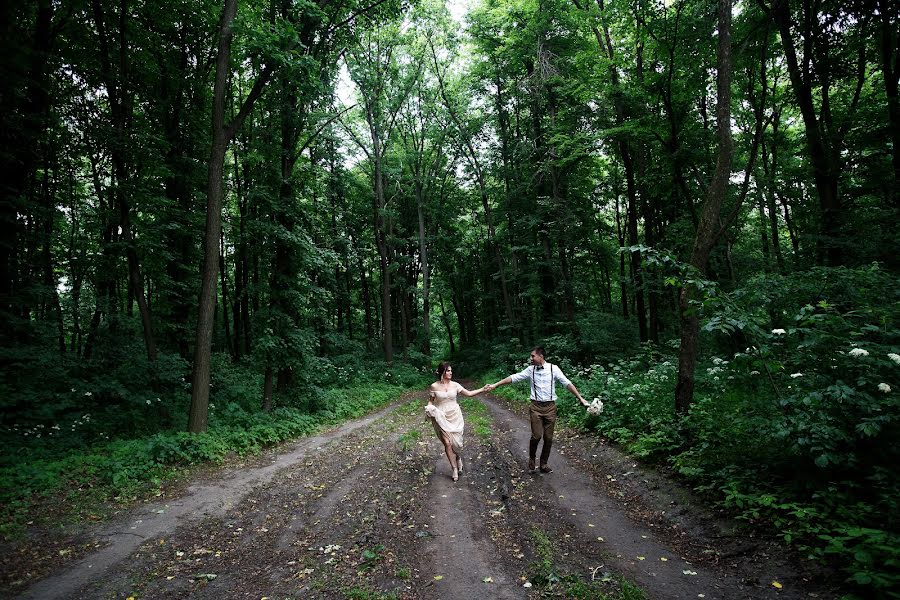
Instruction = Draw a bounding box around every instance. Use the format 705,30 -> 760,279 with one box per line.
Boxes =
674,0 -> 734,415
345,19 -> 420,365
188,0 -> 273,433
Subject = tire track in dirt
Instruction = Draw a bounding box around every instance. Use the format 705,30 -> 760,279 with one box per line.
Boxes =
417,454 -> 522,599
16,402 -> 403,600
100,431 -> 408,599
481,394 -> 830,600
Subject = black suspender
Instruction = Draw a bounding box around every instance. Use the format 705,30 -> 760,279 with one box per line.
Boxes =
531,364 -> 554,402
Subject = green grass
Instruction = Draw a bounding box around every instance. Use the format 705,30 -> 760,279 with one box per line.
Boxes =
527,527 -> 646,600
397,428 -> 421,452
341,586 -> 398,600
458,397 -> 492,439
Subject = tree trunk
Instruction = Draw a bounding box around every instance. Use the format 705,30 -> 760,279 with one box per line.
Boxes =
262,365 -> 274,411
232,150 -> 245,359
374,152 -> 393,365
219,227 -> 234,358
358,251 -> 374,349
188,0 -> 272,431
190,0 -> 238,432
438,293 -> 455,354
761,132 -> 786,273
416,180 -> 431,356
877,0 -> 900,210
675,0 -> 733,415
614,188 -> 628,319
0,0 -> 54,321
772,0 -> 842,266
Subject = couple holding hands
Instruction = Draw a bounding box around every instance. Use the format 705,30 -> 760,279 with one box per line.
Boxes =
425,346 -> 593,482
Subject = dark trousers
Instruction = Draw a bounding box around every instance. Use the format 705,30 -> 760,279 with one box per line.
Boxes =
528,401 -> 557,466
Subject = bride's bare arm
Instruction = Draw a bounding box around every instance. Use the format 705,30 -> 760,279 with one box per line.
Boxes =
457,385 -> 487,397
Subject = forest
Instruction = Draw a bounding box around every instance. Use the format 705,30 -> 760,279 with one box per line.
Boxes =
2,0 -> 899,596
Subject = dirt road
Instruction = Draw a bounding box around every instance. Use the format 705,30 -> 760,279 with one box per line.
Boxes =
10,390 -> 833,599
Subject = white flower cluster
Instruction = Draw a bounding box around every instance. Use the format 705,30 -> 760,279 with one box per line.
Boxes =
13,413 -> 96,439
888,353 -> 900,365
849,348 -> 869,357
878,383 -> 892,393
587,398 -> 604,415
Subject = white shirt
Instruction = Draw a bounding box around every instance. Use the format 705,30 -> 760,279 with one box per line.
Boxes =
509,362 -> 571,402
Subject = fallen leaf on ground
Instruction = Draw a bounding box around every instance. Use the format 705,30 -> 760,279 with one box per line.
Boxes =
434,575 -> 443,581
772,581 -> 783,589
483,577 -> 493,583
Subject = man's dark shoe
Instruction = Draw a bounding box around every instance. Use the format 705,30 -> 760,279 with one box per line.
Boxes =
540,464 -> 553,473
528,458 -> 536,472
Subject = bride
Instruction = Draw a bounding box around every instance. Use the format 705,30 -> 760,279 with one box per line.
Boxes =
426,362 -> 488,482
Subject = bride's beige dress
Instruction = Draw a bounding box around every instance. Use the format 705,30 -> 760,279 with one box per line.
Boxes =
425,382 -> 465,451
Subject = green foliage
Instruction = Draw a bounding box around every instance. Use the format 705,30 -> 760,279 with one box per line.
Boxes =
359,543 -> 386,571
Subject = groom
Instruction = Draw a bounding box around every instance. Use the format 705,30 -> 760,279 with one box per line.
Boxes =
487,347 -> 588,473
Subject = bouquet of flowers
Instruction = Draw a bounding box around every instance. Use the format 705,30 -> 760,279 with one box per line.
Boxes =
586,398 -> 604,415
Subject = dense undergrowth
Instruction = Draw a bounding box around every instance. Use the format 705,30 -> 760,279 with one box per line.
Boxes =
468,264 -> 900,599
0,347 -> 429,537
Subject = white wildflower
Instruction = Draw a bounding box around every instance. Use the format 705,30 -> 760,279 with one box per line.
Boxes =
145,399 -> 152,405
772,329 -> 786,335
587,399 -> 604,415
849,348 -> 869,358
750,371 -> 760,376
888,353 -> 900,365
790,373 -> 803,378
84,391 -> 92,397
878,383 -> 892,393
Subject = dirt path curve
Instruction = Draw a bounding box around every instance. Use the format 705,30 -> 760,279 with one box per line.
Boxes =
12,389 -> 834,600
479,394 -> 828,600
17,402 -> 400,600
